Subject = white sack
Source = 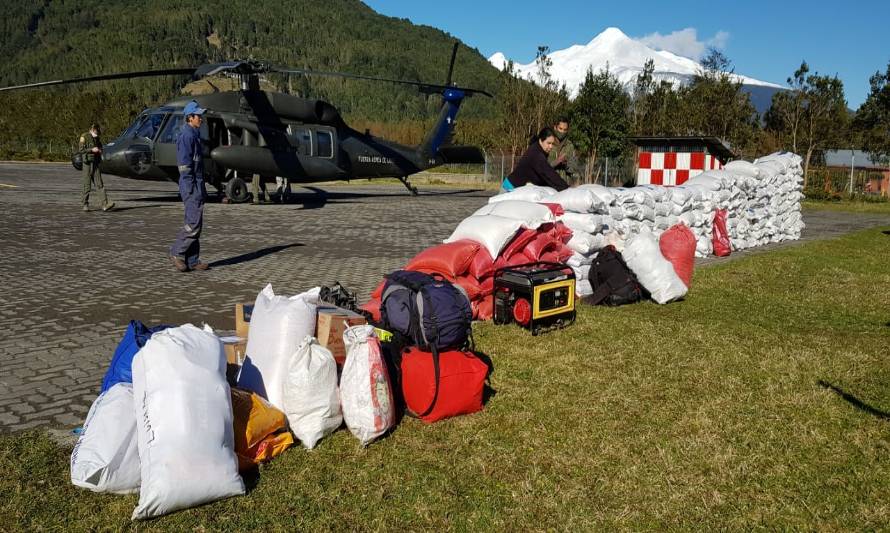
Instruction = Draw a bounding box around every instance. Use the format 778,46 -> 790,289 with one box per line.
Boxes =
132,324 -> 244,520
622,230 -> 688,304
567,231 -> 606,255
473,200 -> 555,226
576,184 -> 616,208
340,326 -> 395,446
571,265 -> 589,281
545,187 -> 600,213
238,284 -> 320,410
70,383 -> 140,494
559,212 -> 605,234
488,184 -> 557,204
284,336 -> 343,450
724,160 -> 760,178
575,279 -> 593,297
445,215 -> 524,259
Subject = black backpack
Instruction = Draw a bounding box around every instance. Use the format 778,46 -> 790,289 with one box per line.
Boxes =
380,270 -> 474,417
380,270 -> 473,352
583,245 -> 645,306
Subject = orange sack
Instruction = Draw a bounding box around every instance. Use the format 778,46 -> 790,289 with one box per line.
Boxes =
231,388 -> 293,471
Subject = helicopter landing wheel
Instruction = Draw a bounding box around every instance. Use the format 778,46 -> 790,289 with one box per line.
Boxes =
398,176 -> 419,196
224,176 -> 251,204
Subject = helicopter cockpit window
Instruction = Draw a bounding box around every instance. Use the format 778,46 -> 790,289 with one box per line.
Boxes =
133,113 -> 165,140
158,114 -> 184,144
316,131 -> 333,158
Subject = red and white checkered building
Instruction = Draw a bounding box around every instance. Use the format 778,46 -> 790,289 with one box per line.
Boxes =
631,136 -> 735,186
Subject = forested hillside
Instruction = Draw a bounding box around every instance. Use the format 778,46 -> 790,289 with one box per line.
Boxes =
0,0 -> 501,155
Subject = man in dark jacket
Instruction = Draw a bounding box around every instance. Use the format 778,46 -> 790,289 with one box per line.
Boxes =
79,123 -> 115,212
504,127 -> 570,192
169,101 -> 210,272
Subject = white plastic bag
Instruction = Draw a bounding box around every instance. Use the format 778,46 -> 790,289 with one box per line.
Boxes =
132,324 -> 244,520
238,284 -> 320,410
283,336 -> 343,449
473,200 -> 555,227
488,184 -> 557,204
339,326 -> 394,446
575,279 -> 593,297
622,230 -> 688,304
70,383 -> 140,494
445,215 -> 524,259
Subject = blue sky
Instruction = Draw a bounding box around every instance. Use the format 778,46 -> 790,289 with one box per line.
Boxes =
363,0 -> 890,108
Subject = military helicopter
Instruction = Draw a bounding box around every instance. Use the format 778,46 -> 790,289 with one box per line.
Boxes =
0,43 -> 491,202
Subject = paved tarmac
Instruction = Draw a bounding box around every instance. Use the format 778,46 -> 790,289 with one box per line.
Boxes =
1,162 -> 888,433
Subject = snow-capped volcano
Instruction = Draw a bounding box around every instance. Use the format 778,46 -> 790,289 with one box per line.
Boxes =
489,27 -> 783,107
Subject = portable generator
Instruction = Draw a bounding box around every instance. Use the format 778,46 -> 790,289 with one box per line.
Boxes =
493,262 -> 576,335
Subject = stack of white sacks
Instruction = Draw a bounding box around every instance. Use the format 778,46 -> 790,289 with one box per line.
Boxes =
488,151 -> 805,296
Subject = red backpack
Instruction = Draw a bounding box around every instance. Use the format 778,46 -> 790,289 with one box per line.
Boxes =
400,347 -> 490,423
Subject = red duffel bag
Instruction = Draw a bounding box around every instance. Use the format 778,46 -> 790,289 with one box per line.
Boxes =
401,347 -> 489,423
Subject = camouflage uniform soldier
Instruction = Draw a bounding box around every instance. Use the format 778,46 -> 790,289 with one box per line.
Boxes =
79,123 -> 115,212
549,117 -> 581,185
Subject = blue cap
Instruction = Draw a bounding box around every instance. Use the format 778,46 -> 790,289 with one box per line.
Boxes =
183,100 -> 207,116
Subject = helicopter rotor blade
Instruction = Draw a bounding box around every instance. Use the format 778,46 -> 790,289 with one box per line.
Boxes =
0,68 -> 197,92
445,42 -> 458,86
271,66 -> 492,98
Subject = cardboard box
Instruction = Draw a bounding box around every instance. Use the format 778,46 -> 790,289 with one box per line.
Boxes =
235,303 -> 253,339
316,305 -> 367,365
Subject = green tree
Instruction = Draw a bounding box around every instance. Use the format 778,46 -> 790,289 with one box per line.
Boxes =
853,60 -> 890,165
569,67 -> 630,183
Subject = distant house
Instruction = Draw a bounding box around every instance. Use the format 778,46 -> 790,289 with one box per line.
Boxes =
630,136 -> 736,186
823,150 -> 889,195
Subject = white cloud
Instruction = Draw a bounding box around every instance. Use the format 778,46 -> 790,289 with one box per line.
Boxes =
638,28 -> 730,59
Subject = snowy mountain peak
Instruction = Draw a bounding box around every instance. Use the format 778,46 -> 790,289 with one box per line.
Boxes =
488,27 -> 784,102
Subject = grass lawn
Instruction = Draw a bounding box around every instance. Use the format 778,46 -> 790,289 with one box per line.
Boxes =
2,227 -> 889,529
803,198 -> 890,214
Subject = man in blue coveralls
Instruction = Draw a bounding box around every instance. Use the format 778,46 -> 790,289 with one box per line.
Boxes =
169,100 -> 210,272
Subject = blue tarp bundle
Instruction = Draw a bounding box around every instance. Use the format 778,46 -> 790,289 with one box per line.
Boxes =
101,320 -> 171,393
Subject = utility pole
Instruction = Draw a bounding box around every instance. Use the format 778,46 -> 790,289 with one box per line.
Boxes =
849,149 -> 854,194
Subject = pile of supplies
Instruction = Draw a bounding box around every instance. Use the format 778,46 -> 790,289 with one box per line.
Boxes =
359,151 -> 803,312
71,280 -> 490,519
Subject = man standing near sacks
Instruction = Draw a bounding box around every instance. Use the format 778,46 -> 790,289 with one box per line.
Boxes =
79,123 -> 115,212
169,100 -> 210,272
550,117 -> 579,184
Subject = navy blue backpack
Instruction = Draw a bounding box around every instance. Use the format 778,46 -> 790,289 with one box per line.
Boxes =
380,270 -> 474,416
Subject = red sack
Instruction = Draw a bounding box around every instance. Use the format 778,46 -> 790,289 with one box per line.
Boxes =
405,240 -> 480,278
455,276 -> 482,301
401,347 -> 489,423
712,209 -> 731,257
500,228 -> 539,259
553,242 -> 574,262
540,203 -> 565,216
494,252 -> 533,272
479,276 -> 494,296
540,251 -> 559,263
472,295 -> 494,321
370,280 -> 385,300
659,223 -> 696,287
552,222 -> 573,244
524,233 -> 558,260
467,247 -> 495,280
